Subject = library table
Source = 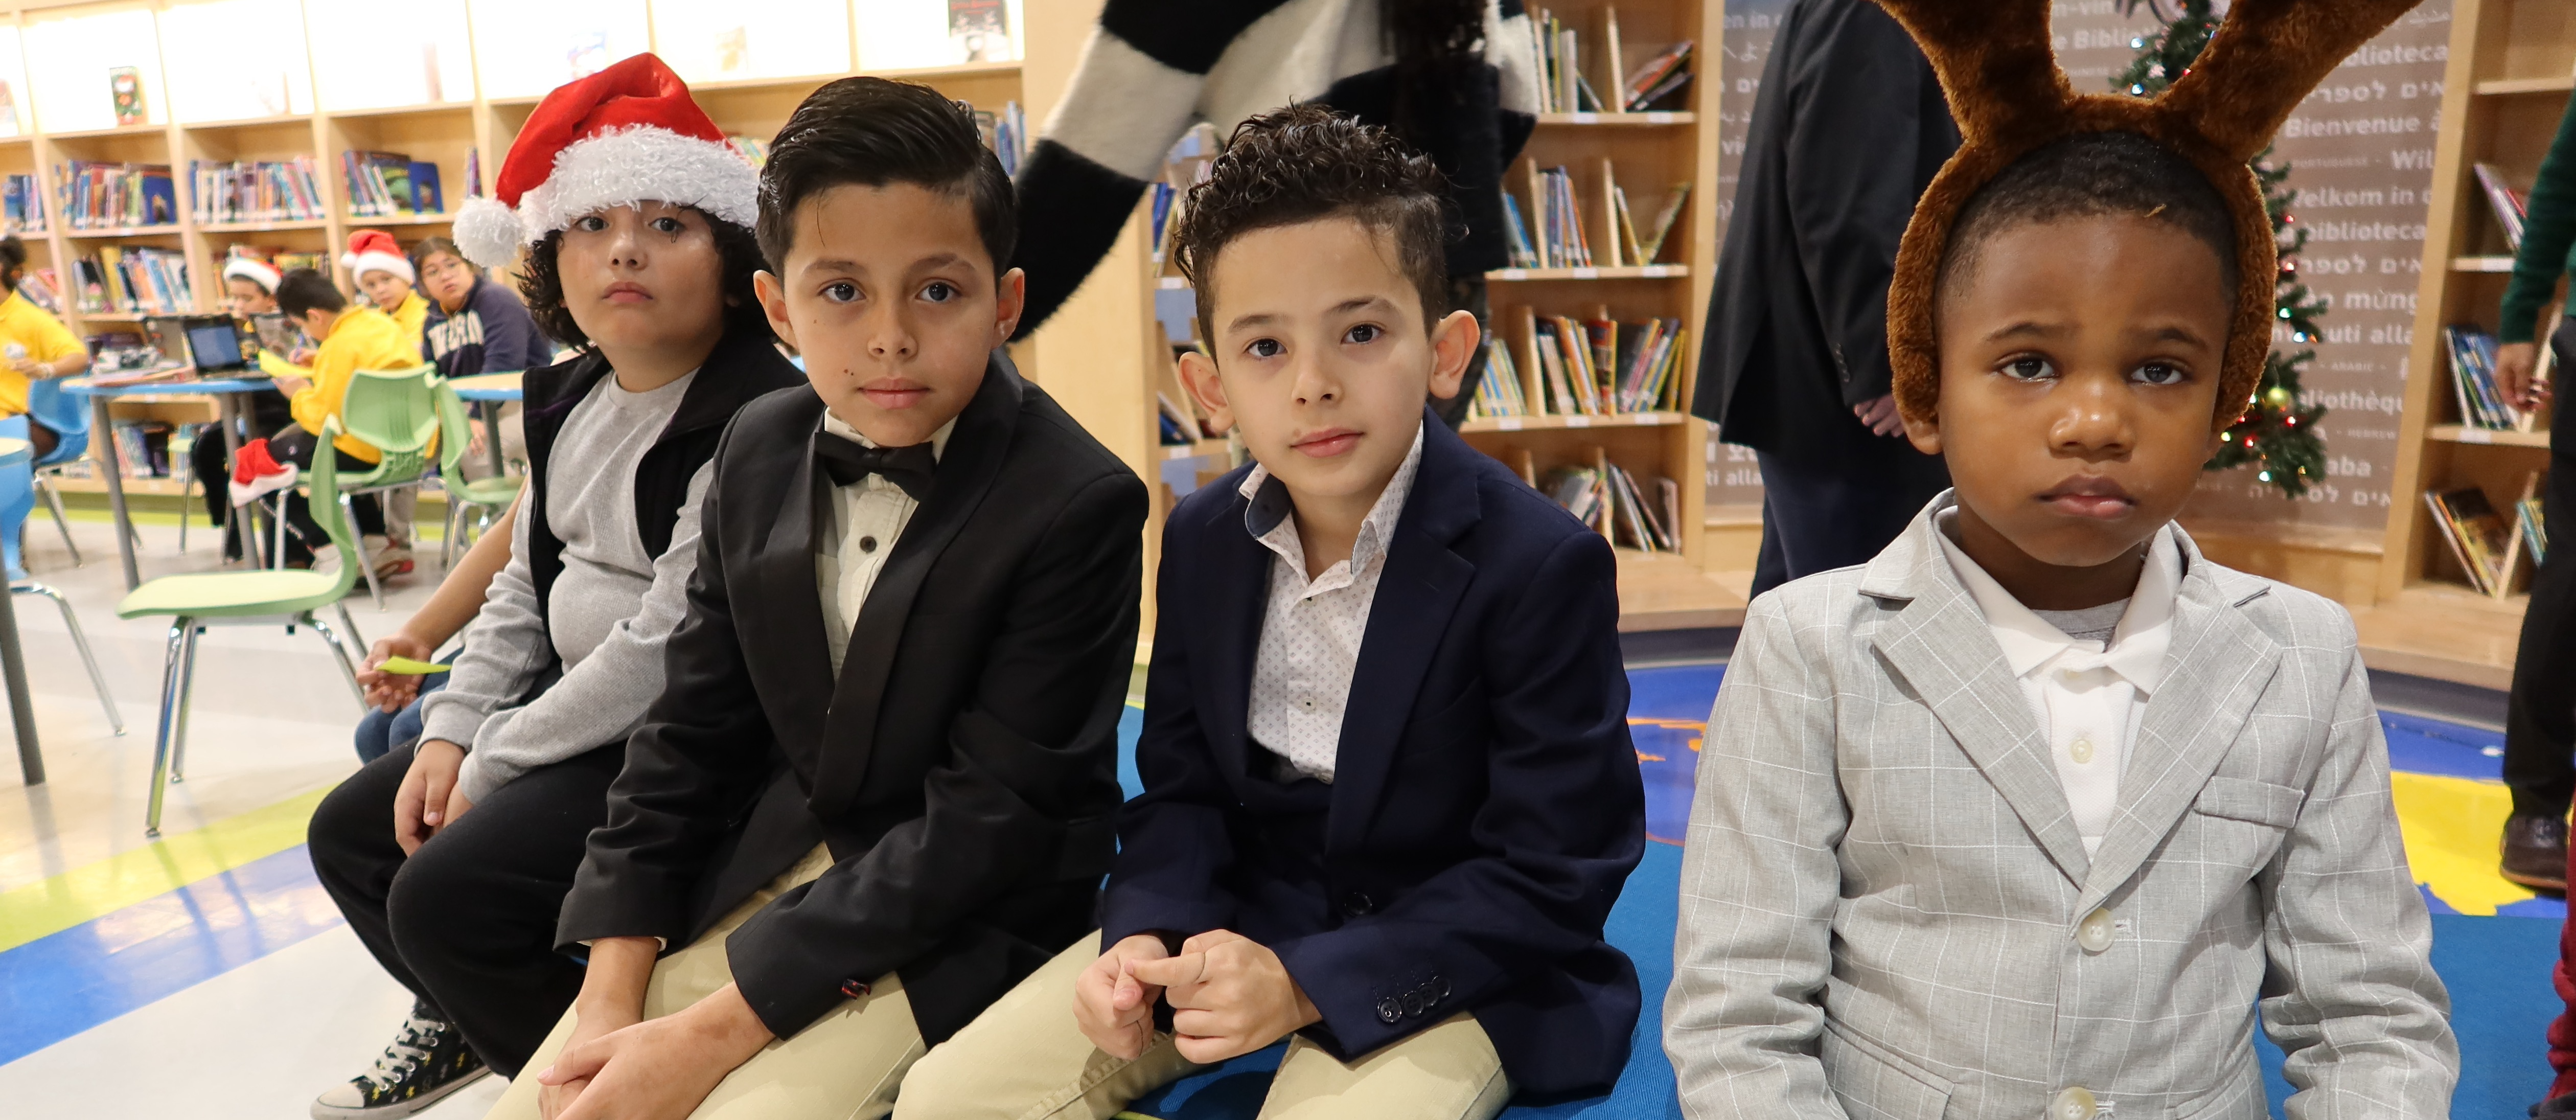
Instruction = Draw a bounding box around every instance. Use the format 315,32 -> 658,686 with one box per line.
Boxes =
63,373 -> 280,591
0,436 -> 40,783
446,372 -> 523,480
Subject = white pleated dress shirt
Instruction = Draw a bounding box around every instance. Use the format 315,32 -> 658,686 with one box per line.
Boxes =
815,411 -> 953,675
1935,511 -> 2182,856
1241,425 -> 1425,784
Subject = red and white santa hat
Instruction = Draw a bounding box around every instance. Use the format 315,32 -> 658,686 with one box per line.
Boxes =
220,256 -> 280,293
453,53 -> 756,269
340,229 -> 415,284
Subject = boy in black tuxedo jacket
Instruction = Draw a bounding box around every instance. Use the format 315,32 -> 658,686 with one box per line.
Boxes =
497,78 -> 1147,1120
895,106 -> 1645,1119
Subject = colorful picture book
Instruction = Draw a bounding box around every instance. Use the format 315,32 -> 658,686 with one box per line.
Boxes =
3,174 -> 43,234
2442,324 -> 2533,431
1493,306 -> 1685,417
190,158 -> 326,225
57,162 -> 177,229
1538,461 -> 1678,552
2424,485 -> 2519,597
2520,492 -> 2548,570
342,151 -> 443,217
74,246 -> 190,315
1505,163 -> 1689,271
1621,40 -> 1694,112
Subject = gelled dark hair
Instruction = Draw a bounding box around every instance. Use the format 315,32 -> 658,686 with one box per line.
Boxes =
275,267 -> 349,319
756,76 -> 1017,275
1173,103 -> 1453,341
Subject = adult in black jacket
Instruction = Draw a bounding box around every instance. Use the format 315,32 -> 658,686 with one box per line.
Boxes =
1692,0 -> 1960,596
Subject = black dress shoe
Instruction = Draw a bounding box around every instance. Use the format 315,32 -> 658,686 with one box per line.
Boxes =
2501,813 -> 2570,892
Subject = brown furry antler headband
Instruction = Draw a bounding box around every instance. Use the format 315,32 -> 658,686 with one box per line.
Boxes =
1875,0 -> 2421,431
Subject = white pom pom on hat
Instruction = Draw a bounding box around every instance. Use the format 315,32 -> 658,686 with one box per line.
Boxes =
454,53 -> 757,269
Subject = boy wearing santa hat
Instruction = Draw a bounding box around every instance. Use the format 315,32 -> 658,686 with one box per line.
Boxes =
302,54 -> 804,1119
197,255 -> 295,559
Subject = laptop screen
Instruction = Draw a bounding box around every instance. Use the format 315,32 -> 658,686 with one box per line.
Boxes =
187,321 -> 248,371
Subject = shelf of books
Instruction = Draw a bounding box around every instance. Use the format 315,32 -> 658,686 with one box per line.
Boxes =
0,0 -> 1033,507
2368,0 -> 2573,688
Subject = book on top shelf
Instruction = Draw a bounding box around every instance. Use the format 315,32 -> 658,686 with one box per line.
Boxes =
108,66 -> 145,127
191,158 -> 327,225
59,162 -> 177,230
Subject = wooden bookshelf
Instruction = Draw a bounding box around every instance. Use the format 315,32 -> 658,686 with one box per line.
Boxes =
2370,0 -> 2574,685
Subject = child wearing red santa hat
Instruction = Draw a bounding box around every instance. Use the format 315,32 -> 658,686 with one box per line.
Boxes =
301,53 -> 802,1119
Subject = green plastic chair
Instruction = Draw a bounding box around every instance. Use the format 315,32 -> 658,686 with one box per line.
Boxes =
287,363 -> 442,609
121,418 -> 367,837
433,381 -> 522,569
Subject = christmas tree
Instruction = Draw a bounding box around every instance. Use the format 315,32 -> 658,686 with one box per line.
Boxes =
2114,0 -> 2329,499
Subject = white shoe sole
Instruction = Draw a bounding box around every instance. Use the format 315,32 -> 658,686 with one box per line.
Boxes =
309,1065 -> 492,1119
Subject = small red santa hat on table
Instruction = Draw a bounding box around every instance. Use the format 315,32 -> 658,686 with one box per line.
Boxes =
340,228 -> 415,284
220,256 -> 281,293
453,53 -> 756,269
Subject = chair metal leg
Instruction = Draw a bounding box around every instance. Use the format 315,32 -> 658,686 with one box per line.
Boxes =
143,618 -> 190,837
442,499 -> 461,571
335,600 -> 366,653
167,624 -> 200,783
305,609 -> 366,710
37,477 -> 79,567
343,493 -> 386,610
175,458 -> 191,554
20,582 -> 121,735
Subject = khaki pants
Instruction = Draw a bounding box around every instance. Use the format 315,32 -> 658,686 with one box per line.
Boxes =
893,932 -> 1512,1120
485,845 -> 925,1120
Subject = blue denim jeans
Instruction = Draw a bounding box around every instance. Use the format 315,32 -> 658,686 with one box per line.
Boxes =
354,666 -> 450,763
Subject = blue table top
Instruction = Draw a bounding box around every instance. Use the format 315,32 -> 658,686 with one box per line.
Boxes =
62,373 -> 277,397
0,437 -> 27,468
447,372 -> 523,402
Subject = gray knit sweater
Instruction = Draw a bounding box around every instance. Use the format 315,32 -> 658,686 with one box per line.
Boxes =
419,369 -> 709,804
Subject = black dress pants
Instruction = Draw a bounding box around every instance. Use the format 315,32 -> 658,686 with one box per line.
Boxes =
192,394 -> 295,541
266,424 -> 383,563
307,740 -> 625,1078
2505,319 -> 2576,819
1750,443 -> 1953,599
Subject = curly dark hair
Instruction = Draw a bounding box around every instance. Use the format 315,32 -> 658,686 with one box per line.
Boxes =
1173,103 -> 1453,343
514,209 -> 771,352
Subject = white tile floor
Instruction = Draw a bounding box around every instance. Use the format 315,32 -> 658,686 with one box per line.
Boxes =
0,514 -> 439,892
0,927 -> 512,1118
0,512 -> 524,1116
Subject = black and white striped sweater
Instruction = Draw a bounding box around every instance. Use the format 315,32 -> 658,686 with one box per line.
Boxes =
1013,0 -> 1541,332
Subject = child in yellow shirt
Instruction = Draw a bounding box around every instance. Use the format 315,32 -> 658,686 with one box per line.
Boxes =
267,267 -> 420,567
0,235 -> 86,576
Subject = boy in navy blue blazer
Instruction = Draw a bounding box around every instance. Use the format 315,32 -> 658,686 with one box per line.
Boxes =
893,105 -> 1645,1119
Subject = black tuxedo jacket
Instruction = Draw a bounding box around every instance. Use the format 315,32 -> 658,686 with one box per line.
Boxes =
557,353 -> 1148,1044
1101,415 -> 1646,1095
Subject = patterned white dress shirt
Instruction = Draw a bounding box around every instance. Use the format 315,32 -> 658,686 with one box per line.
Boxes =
1935,511 -> 2181,856
1241,425 -> 1425,784
815,411 -> 953,676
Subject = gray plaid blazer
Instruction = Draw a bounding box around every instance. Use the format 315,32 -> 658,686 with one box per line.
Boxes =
1665,498 -> 2456,1119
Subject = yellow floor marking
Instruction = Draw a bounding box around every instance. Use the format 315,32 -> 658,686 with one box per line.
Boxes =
2391,770 -> 2536,917
0,787 -> 328,952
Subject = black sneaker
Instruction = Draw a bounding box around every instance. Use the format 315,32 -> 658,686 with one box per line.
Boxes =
2501,813 -> 2570,893
310,1001 -> 490,1118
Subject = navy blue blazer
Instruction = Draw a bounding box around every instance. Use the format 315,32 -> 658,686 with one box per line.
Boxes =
1101,414 -> 1646,1095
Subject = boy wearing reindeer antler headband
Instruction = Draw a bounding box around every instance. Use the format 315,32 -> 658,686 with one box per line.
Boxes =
1666,2 -> 2459,1117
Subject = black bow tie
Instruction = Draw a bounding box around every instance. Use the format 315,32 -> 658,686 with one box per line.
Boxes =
814,433 -> 936,500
